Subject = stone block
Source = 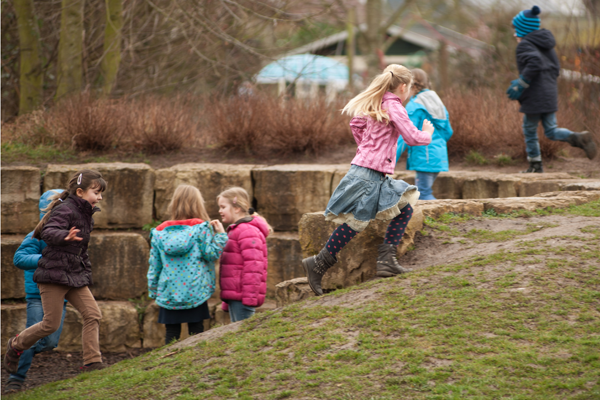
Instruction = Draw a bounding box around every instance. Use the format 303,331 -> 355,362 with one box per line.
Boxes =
275,278 -> 315,307
517,179 -> 574,197
560,181 -> 600,191
431,172 -> 463,199
154,163 -> 259,221
1,166 -> 40,234
57,301 -> 141,352
266,232 -> 303,296
477,196 -> 580,214
536,190 -> 600,203
298,207 -> 423,290
417,200 -> 484,219
461,174 -> 520,199
1,236 -> 26,299
1,304 -> 27,354
43,163 -> 155,229
88,232 -> 150,300
253,165 -> 340,231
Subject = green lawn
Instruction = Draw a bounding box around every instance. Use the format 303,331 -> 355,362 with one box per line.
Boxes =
13,202 -> 600,400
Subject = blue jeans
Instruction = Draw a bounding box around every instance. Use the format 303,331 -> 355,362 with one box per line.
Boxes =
523,113 -> 573,161
415,171 -> 439,200
9,299 -> 67,382
227,301 -> 255,323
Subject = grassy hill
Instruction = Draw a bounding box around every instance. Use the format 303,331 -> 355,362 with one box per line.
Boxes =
12,201 -> 600,400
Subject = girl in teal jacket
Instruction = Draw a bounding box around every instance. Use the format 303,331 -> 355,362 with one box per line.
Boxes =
396,69 -> 453,200
147,185 -> 227,344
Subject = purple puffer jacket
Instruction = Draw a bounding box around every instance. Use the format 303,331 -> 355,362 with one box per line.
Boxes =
33,195 -> 98,288
350,91 -> 432,175
220,216 -> 270,307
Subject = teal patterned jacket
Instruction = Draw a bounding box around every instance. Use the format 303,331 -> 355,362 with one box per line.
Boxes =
147,219 -> 228,310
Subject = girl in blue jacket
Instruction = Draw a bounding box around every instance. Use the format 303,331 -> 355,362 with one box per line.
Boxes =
4,190 -> 67,394
396,69 -> 453,200
147,185 -> 228,344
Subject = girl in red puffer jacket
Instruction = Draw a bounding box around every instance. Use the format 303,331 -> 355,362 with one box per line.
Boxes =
217,187 -> 272,322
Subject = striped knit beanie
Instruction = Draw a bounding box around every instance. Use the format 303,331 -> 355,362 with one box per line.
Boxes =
512,6 -> 541,38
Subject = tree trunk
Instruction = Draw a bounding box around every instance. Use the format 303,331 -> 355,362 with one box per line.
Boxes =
55,0 -> 84,100
101,0 -> 123,95
346,7 -> 355,91
14,0 -> 43,115
363,0 -> 383,79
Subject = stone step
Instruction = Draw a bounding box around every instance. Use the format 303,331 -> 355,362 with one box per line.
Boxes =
1,166 -> 40,234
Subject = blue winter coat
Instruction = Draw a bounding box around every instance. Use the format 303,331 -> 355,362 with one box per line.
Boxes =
147,219 -> 228,310
396,89 -> 453,172
13,189 -> 64,300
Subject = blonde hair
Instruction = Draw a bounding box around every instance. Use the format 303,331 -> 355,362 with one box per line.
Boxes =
342,64 -> 413,122
411,68 -> 430,93
217,187 -> 273,233
168,185 -> 210,222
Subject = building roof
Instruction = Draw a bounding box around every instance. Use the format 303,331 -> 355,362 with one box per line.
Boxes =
284,21 -> 493,57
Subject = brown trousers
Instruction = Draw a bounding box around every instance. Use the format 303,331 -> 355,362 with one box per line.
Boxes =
14,283 -> 102,365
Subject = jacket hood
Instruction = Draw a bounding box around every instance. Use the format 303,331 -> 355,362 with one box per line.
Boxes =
522,29 -> 555,50
39,189 -> 64,219
228,216 -> 270,238
154,219 -> 205,256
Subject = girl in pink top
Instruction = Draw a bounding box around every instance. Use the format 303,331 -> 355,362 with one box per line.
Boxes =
217,187 -> 272,322
303,64 -> 434,296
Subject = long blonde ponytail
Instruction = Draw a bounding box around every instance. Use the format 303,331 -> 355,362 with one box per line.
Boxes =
342,64 -> 413,123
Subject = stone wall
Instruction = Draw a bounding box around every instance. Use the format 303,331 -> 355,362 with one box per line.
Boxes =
154,164 -> 258,221
1,166 -> 40,234
2,163 -> 599,351
43,163 -> 155,229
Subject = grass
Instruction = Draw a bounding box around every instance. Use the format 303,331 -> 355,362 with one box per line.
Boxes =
12,201 -> 600,399
464,150 -> 489,165
1,142 -> 77,163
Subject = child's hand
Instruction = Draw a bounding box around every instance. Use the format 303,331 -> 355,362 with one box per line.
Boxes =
65,227 -> 83,242
210,220 -> 225,234
422,119 -> 435,135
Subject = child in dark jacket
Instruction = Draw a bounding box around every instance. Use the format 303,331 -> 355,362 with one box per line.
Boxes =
507,5 -> 597,173
147,185 -> 227,344
3,190 -> 68,394
3,170 -> 107,374
217,187 -> 271,322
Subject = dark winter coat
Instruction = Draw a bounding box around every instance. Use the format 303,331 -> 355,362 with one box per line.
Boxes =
33,195 -> 99,288
515,29 -> 560,114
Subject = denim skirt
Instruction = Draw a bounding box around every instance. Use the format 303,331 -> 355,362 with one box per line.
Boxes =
324,165 -> 419,232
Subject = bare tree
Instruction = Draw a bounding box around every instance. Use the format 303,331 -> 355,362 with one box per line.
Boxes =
55,0 -> 84,100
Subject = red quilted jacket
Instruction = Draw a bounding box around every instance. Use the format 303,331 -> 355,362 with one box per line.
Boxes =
219,216 -> 269,307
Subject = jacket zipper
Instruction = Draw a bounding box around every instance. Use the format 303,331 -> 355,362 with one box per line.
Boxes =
426,146 -> 429,163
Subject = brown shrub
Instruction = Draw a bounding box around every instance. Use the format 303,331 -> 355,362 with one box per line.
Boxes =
207,93 -> 352,155
443,88 -> 566,160
2,93 -> 203,154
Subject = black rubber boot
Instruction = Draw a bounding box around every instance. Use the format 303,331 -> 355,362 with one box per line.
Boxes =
567,131 -> 597,160
3,336 -> 23,375
302,248 -> 337,296
520,161 -> 543,173
376,244 -> 413,277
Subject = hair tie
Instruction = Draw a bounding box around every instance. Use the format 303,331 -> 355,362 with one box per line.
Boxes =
390,71 -> 394,78
248,207 -> 255,215
77,173 -> 82,185
58,198 -> 63,202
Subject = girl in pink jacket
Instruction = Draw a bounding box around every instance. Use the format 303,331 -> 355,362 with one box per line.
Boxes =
303,64 -> 434,296
217,187 -> 271,322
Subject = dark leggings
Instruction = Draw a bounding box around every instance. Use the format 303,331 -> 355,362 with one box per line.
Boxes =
165,321 -> 204,345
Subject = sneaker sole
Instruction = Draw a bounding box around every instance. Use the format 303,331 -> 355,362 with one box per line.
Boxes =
302,257 -> 323,296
